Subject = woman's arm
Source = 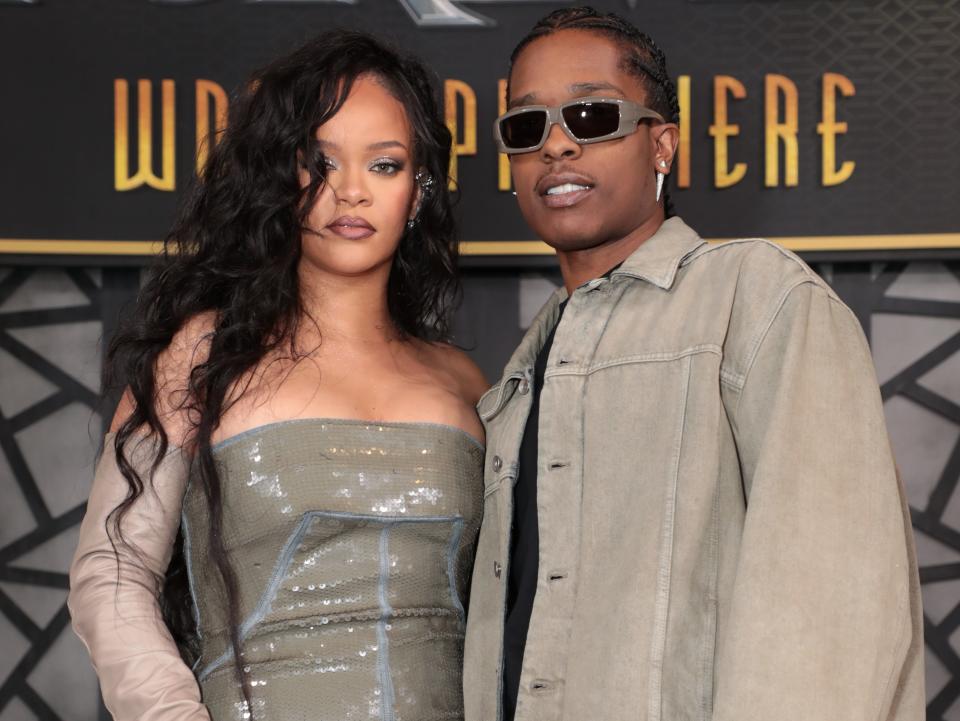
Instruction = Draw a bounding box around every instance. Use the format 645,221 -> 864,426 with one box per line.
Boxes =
70,314 -> 218,720
68,431 -> 211,721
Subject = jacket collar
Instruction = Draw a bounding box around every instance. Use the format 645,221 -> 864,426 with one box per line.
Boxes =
500,217 -> 706,378
611,216 -> 707,290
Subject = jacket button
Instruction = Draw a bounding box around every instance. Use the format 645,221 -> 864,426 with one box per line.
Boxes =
494,562 -> 502,578
518,379 -> 530,395
492,455 -> 502,472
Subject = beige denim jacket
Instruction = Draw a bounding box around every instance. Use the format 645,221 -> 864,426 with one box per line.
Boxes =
463,217 -> 924,721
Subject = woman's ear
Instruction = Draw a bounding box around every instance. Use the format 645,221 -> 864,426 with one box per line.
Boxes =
409,169 -> 435,222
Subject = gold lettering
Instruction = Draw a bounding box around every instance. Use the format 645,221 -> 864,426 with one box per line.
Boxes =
708,75 -> 747,189
196,79 -> 228,176
817,72 -> 855,186
676,75 -> 691,189
114,79 -> 175,191
497,79 -> 511,191
444,79 -> 477,190
764,74 -> 799,187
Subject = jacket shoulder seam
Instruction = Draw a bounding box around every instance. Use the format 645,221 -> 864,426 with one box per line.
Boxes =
692,238 -> 815,273
732,277 -> 821,394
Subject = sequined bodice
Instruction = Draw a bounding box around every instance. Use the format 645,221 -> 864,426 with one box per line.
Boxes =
181,419 -> 484,721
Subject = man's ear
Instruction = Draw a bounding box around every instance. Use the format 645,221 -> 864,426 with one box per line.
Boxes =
651,123 -> 680,173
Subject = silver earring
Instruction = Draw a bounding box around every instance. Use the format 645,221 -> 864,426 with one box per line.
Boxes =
655,171 -> 665,203
511,191 -> 517,197
415,170 -> 435,194
406,218 -> 416,230
659,160 -> 667,168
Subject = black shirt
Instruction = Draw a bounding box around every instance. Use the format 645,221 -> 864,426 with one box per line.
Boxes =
502,299 -> 567,721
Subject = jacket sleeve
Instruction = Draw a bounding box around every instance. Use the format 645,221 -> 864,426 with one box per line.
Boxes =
68,433 -> 211,721
716,281 -> 925,721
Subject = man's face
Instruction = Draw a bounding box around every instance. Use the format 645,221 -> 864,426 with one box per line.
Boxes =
507,30 -> 670,251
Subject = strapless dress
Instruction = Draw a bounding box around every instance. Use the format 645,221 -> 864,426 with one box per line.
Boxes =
181,419 -> 484,721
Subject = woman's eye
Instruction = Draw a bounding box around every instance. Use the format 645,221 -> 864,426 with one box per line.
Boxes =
371,159 -> 402,175
322,157 -> 338,171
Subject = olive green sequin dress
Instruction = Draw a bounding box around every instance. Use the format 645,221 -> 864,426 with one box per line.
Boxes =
181,419 -> 484,721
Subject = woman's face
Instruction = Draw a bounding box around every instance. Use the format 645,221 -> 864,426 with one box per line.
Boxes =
508,30 -> 676,252
299,74 -> 419,280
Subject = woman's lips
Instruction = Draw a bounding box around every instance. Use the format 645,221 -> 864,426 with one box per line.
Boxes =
327,216 -> 376,239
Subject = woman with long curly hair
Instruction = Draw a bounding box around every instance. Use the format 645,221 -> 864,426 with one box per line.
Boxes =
68,30 -> 487,721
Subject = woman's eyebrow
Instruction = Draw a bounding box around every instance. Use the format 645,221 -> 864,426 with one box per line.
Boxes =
316,139 -> 407,151
368,140 -> 407,151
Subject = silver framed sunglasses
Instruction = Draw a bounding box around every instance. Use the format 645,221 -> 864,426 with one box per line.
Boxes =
494,96 -> 665,154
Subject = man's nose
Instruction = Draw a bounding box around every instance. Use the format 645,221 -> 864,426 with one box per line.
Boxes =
540,122 -> 582,162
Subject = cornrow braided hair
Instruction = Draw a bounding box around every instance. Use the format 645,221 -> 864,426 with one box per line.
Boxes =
508,6 -> 681,217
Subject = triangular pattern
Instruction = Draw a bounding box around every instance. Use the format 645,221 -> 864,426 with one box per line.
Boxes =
7,322 -> 102,394
9,525 -> 81,576
26,626 -> 100,721
924,580 -> 960,625
872,314 -> 960,385
884,395 -> 960,512
943,478 -> 960,534
915,530 -> 960,567
0,582 -> 67,629
918,350 -> 960,408
0,269 -> 91,314
0,450 -> 36,548
0,697 -> 36,721
15,403 -> 100,520
0,615 -> 31,688
0,347 -> 60,419
927,647 -> 952,704
886,262 -> 960,303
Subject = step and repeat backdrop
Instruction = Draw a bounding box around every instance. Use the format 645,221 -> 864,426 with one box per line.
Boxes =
1,1 -> 960,720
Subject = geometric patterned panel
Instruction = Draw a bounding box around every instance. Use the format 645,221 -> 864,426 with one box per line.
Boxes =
1,261 -> 959,720
0,267 -> 137,721
862,261 -> 960,721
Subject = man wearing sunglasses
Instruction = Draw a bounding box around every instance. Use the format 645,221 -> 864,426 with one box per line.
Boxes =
463,7 -> 924,721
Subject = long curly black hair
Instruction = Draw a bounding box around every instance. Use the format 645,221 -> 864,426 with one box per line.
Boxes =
508,6 -> 680,217
103,30 -> 456,708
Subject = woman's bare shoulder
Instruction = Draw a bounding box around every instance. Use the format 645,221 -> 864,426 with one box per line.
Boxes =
109,311 -> 218,442
421,341 -> 489,405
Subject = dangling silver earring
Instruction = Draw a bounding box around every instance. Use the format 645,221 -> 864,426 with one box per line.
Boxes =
655,171 -> 665,203
415,170 -> 435,194
407,170 -> 434,231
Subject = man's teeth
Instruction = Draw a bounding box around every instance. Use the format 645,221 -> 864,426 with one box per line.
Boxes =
546,183 -> 590,196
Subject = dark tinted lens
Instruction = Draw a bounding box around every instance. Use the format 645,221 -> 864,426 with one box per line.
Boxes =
562,101 -> 620,140
500,111 -> 547,149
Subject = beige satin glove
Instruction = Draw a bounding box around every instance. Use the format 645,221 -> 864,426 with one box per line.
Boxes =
68,432 -> 211,721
